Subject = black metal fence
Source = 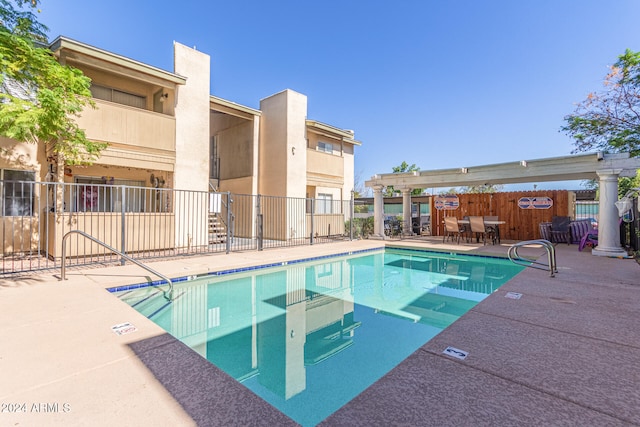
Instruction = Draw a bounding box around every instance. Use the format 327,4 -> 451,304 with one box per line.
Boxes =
0,180 -> 355,276
620,197 -> 639,252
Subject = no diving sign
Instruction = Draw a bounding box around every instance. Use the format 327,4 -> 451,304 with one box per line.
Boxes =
112,322 -> 137,336
443,346 -> 468,360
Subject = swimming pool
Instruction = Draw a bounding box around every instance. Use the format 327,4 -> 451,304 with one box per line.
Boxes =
114,248 -> 524,426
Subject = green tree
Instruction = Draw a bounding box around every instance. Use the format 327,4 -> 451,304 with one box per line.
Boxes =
439,188 -> 458,195
384,161 -> 423,196
0,0 -> 106,164
562,49 -> 640,157
619,173 -> 640,198
460,184 -> 504,194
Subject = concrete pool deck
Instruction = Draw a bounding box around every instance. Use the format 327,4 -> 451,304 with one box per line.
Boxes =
1,238 -> 639,426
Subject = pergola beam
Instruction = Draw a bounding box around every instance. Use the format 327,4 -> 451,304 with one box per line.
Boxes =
365,152 -> 640,190
364,152 -> 640,258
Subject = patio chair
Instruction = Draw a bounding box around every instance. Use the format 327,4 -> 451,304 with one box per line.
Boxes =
443,217 -> 463,244
539,222 -> 552,241
578,230 -> 598,251
570,219 -> 595,245
550,216 -> 571,244
469,216 -> 490,245
420,222 -> 431,236
460,216 -> 470,240
576,218 -> 621,251
483,215 -> 499,244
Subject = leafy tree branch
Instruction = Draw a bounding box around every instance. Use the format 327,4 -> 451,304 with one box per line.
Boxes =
0,0 -> 106,164
384,161 -> 423,196
562,49 -> 640,157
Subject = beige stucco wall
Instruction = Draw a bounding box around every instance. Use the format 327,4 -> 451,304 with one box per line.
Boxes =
217,121 -> 254,180
342,142 -> 355,200
313,186 -> 342,202
0,138 -> 43,254
306,149 -> 344,180
173,42 -> 210,192
45,212 -> 176,257
250,117 -> 260,196
306,132 -> 341,154
74,100 -> 176,172
259,91 -> 287,196
259,90 -> 307,199
76,99 -> 176,151
173,42 -> 210,248
0,137 -> 42,178
305,129 -> 356,201
218,176 -> 254,195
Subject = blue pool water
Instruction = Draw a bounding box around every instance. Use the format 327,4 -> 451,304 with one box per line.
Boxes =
115,248 -> 524,426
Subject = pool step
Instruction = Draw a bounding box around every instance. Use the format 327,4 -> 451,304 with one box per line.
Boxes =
119,290 -> 172,318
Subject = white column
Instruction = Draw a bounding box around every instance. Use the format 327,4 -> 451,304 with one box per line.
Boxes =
372,185 -> 385,239
402,189 -> 413,236
592,169 -> 627,257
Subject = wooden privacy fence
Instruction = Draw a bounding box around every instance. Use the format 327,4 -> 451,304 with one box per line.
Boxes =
431,190 -> 572,241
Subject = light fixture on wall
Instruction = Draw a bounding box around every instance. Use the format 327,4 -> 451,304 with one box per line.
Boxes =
461,167 -> 468,174
150,173 -> 165,188
159,92 -> 169,103
291,147 -> 295,155
520,160 -> 528,167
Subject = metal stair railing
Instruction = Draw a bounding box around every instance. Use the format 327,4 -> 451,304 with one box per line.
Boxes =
60,230 -> 174,300
209,183 -> 234,253
507,239 -> 557,277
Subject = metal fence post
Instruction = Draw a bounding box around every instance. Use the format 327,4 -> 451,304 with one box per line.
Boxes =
634,197 -> 640,251
310,198 -> 314,245
350,191 -> 354,241
256,194 -> 263,251
226,192 -> 232,254
120,185 -> 126,265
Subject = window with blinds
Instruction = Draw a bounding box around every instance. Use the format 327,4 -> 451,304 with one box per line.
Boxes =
317,141 -> 333,154
90,84 -> 147,109
317,193 -> 333,214
1,169 -> 36,216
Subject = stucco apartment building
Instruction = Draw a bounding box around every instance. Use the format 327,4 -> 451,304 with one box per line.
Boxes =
0,37 -> 361,258
1,36 -> 360,201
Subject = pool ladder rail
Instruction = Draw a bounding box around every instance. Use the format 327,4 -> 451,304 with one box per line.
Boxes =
508,239 -> 557,277
60,230 -> 174,301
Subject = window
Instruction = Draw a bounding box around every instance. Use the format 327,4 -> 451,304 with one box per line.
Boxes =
317,141 -> 333,154
1,170 -> 35,216
317,193 -> 333,214
73,178 -> 150,212
90,84 -> 147,110
316,263 -> 333,277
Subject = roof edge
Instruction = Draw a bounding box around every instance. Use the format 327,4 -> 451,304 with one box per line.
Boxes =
49,36 -> 187,85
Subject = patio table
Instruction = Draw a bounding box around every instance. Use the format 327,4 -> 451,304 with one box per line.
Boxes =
455,219 -> 505,244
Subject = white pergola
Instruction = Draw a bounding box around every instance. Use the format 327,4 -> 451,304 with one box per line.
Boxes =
365,152 -> 640,257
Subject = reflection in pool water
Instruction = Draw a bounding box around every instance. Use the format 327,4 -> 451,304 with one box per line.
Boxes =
118,249 -> 523,426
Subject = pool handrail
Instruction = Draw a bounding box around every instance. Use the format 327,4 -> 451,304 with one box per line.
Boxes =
60,230 -> 174,300
508,239 -> 557,277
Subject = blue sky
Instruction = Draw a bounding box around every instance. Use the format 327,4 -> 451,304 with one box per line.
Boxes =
40,1 -> 640,192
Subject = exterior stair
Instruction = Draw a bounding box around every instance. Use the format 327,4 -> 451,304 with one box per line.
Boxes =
209,212 -> 226,244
